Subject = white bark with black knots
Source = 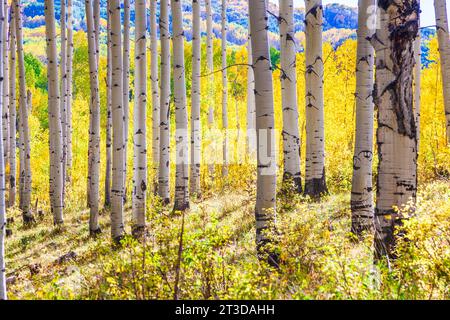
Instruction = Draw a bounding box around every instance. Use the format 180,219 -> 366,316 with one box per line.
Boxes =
246,16 -> 256,157
150,0 -> 160,178
122,0 -> 130,202
221,0 -> 228,177
8,6 -> 15,208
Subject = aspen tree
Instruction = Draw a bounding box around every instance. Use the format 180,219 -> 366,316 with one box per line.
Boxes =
93,0 -> 100,62
246,17 -> 256,157
8,7 -> 15,208
171,0 -> 189,211
249,0 -> 278,267
132,0 -> 147,236
60,0 -> 68,189
109,0 -> 125,241
15,0 -> 33,223
434,0 -> 450,144
66,0 -> 74,171
2,2 -> 8,170
280,0 -> 301,192
205,0 -> 214,126
105,8 -> 112,207
221,0 -> 228,177
158,0 -> 171,204
190,0 -> 201,196
123,0 -> 131,201
373,0 -> 419,261
350,0 -> 375,236
85,0 -> 101,234
0,0 -> 6,300
150,0 -> 160,179
414,29 -> 421,148
305,0 -> 327,197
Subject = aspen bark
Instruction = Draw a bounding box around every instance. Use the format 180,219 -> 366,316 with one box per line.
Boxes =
206,0 -> 214,126
122,0 -> 130,202
150,0 -> 160,178
221,0 -> 228,177
93,0 -> 100,63
350,0 -> 375,236
414,31 -> 421,148
60,0 -> 68,191
280,0 -> 301,193
246,17 -> 257,157
66,0 -> 74,170
171,0 -> 189,211
434,0 -> 450,144
305,0 -> 327,197
132,0 -> 147,235
373,0 -> 419,261
85,0 -> 101,234
0,0 -> 6,300
249,0 -> 278,267
15,0 -> 33,223
2,2 -> 8,171
190,0 -> 201,196
109,0 -> 125,241
158,0 -> 171,204
8,8 -> 15,208
105,7 -> 112,207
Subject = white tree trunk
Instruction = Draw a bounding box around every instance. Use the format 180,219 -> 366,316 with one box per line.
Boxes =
8,8 -> 15,208
190,0 -> 201,196
414,31 -> 421,149
249,0 -> 278,267
122,0 -> 130,202
350,0 -> 375,236
206,0 -> 214,126
305,0 -> 327,197
434,0 -> 450,144
0,0 -> 7,300
66,0 -> 74,171
150,0 -> 160,180
105,7 -> 112,207
374,0 -> 419,261
93,0 -> 100,64
280,0 -> 301,193
171,0 -> 189,211
158,0 -> 171,204
132,0 -> 147,236
15,0 -> 33,223
246,17 -> 256,157
85,0 -> 101,234
109,0 -> 125,241
60,0 -> 68,191
2,2 -> 8,173
221,0 -> 228,177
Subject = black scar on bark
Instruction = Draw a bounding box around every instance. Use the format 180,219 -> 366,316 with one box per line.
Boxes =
304,167 -> 328,199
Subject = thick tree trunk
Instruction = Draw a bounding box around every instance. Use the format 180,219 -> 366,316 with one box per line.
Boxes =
304,0 -> 327,197
60,0 -> 68,192
2,2 -> 8,173
122,0 -> 130,202
350,0 -> 375,236
15,0 -> 33,223
249,0 -> 278,267
8,8 -> 15,208
105,7 -> 112,207
246,17 -> 256,157
150,0 -> 160,181
434,0 -> 450,144
221,0 -> 228,177
190,0 -> 201,196
85,0 -> 101,235
158,0 -> 171,204
109,0 -> 125,242
206,0 -> 214,126
66,0 -> 74,171
132,0 -> 147,236
0,0 -> 7,300
280,0 -> 301,193
171,0 -> 189,211
374,0 -> 419,261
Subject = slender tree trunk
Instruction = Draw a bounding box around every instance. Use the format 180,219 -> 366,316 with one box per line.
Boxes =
150,0 -> 160,182
122,0 -> 130,202
2,2 -> 8,174
190,0 -> 201,196
109,0 -> 125,242
132,0 -> 147,236
304,0 -> 327,197
66,0 -> 74,171
15,0 -> 33,223
221,0 -> 228,177
158,0 -> 171,204
171,0 -> 189,211
414,28 -> 421,149
350,0 -> 375,236
280,0 -> 301,193
246,17 -> 256,157
249,0 -> 278,267
105,9 -> 112,208
206,0 -> 214,126
60,0 -> 68,194
85,0 -> 101,235
434,0 -> 450,144
93,0 -> 100,64
44,0 -> 64,225
0,0 -> 7,300
373,0 -> 419,261
8,8 -> 15,208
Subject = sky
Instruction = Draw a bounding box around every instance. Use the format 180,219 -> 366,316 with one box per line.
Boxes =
291,0 -> 446,28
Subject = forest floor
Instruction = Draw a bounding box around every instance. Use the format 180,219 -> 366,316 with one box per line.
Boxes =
4,179 -> 450,300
